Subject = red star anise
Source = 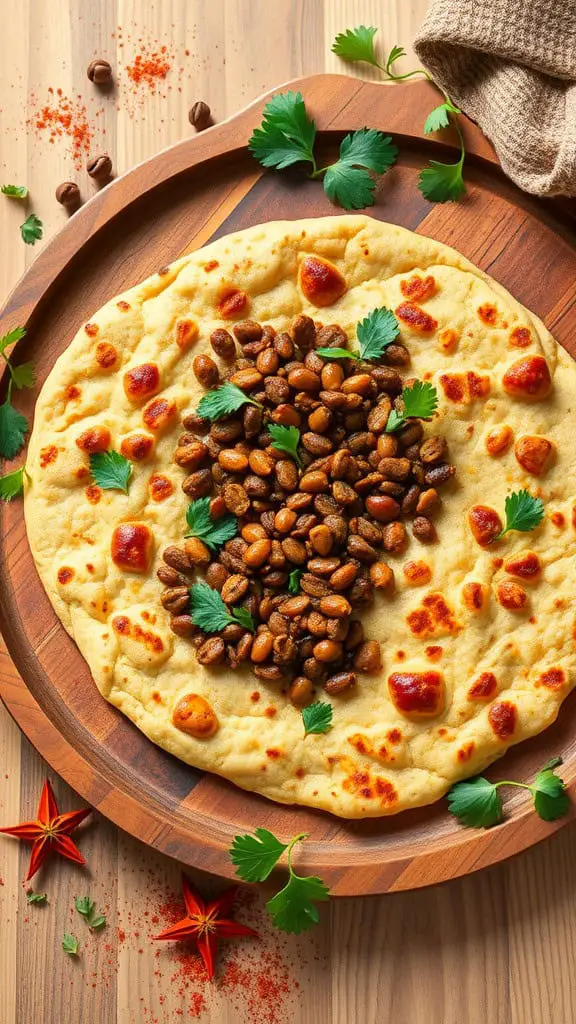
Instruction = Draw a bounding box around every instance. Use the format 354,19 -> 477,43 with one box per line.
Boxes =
0,779 -> 91,880
155,875 -> 259,979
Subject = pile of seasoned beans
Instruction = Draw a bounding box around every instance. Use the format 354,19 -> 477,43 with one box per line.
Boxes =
157,314 -> 455,705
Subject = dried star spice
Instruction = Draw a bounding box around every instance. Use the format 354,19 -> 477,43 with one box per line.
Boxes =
0,779 -> 91,880
155,876 -> 258,979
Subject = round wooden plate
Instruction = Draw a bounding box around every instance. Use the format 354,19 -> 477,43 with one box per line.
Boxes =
1,75 -> 576,896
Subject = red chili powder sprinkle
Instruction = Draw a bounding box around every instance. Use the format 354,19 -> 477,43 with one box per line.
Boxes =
27,88 -> 100,169
125,45 -> 172,91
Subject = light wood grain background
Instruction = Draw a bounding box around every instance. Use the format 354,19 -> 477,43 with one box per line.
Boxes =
1,2 -> 576,1022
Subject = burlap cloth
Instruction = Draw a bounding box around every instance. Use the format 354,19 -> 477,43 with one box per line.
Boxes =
414,0 -> 576,196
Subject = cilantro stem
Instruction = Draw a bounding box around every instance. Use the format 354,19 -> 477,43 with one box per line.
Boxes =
384,64 -> 432,82
285,833 -> 308,875
494,780 -> 532,792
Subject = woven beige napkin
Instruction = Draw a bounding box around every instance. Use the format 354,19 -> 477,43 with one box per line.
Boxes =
414,0 -> 576,196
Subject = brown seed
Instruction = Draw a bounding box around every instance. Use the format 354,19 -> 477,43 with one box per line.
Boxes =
385,343 -> 410,366
55,181 -> 81,210
420,436 -> 448,464
244,475 -> 270,499
244,538 -> 272,568
291,314 -> 316,352
229,367 -> 262,390
345,620 -> 364,650
412,516 -> 437,542
300,573 -> 333,598
416,488 -> 439,514
329,563 -> 358,590
365,494 -> 401,523
301,657 -> 326,682
424,463 -> 456,486
182,468 -> 213,499
305,350 -> 324,375
319,595 -> 352,618
367,399 -> 393,433
300,471 -> 329,493
356,518 -> 382,545
349,577 -> 374,606
347,535 -> 378,564
245,449 -> 272,477
320,390 -> 348,411
309,524 -> 333,556
332,480 -> 357,505
288,676 -> 314,706
217,449 -> 247,473
222,482 -> 250,515
235,633 -> 253,662
221,574 -> 249,604
233,320 -> 262,345
273,333 -> 294,360
324,671 -> 356,695
174,441 -> 208,469
279,595 -> 311,618
382,521 -> 407,553
253,664 -> 287,682
288,367 -> 321,391
182,412 -> 210,434
302,432 -> 333,456
197,637 -> 225,665
163,546 -> 191,573
313,639 -> 342,663
307,611 -> 327,637
263,375 -> 289,405
210,328 -> 236,360
342,373 -> 372,396
307,406 -> 332,433
398,421 -> 424,447
268,539 -> 286,569
273,635 -> 298,664
270,404 -> 301,429
371,366 -> 402,394
324,514 -> 348,545
241,524 -> 266,543
268,611 -> 290,636
189,100 -> 212,130
183,537 -> 211,567
170,615 -> 198,638
157,563 -> 189,587
222,622 -> 245,642
205,562 -> 229,592
378,457 -> 411,481
210,420 -> 242,445
320,363 -> 344,391
370,562 -> 395,589
87,153 -> 113,184
250,632 -> 274,663
308,557 -> 340,576
161,587 -> 190,613
281,537 -> 308,565
377,434 -> 398,458
193,354 -> 220,388
401,484 -> 421,515
353,641 -> 382,674
330,450 -> 351,480
87,58 -> 113,84
325,617 -> 348,642
275,508 -> 297,533
241,405 -> 261,439
291,513 -> 318,538
255,348 -> 279,375
275,459 -> 299,492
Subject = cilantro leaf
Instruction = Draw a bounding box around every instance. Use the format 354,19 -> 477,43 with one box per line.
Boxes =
89,451 -> 132,493
0,327 -> 26,356
288,568 -> 303,595
185,496 -> 238,550
532,763 -> 570,822
197,382 -> 261,422
90,915 -> 107,931
423,102 -> 460,134
331,25 -> 380,67
1,184 -> 28,199
323,130 -> 398,210
10,361 -> 35,390
74,896 -> 95,918
20,213 -> 43,245
386,381 -> 438,432
419,159 -> 466,203
357,306 -> 400,360
268,423 -> 302,466
230,828 -> 290,882
62,933 -> 79,956
0,397 -> 28,459
315,347 -> 357,361
0,465 -> 25,501
189,580 -> 254,634
266,873 -> 330,935
231,606 -> 255,632
26,890 -> 47,904
249,91 -> 316,171
497,489 -> 544,539
302,702 -> 333,736
447,776 -> 504,828
385,45 -> 406,74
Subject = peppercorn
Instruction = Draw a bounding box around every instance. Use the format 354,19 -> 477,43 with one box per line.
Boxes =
87,153 -> 113,185
87,58 -> 113,84
55,182 -> 81,211
189,101 -> 212,131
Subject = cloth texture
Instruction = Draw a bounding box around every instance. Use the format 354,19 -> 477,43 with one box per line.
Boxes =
414,0 -> 576,196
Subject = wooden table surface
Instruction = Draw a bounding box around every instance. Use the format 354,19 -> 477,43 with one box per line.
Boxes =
1,2 -> 576,1022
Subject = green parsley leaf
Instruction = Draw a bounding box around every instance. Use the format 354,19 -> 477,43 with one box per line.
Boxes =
386,380 -> 438,432
0,465 -> 25,501
288,568 -> 303,595
267,872 -> 330,935
419,159 -> 466,203
74,896 -> 95,918
26,891 -> 47,904
356,306 -> 400,360
497,489 -> 545,539
230,828 -> 290,882
0,326 -> 26,356
90,915 -> 107,931
532,762 -> 570,822
302,702 -> 333,736
20,213 -> 43,245
231,606 -> 255,632
185,496 -> 238,551
385,45 -> 406,74
447,776 -> 504,828
314,347 -> 357,361
0,397 -> 28,459
331,25 -> 380,67
189,580 -> 254,634
10,361 -> 35,390
62,933 -> 79,956
89,451 -> 132,493
1,184 -> 28,199
249,91 -> 316,171
268,423 -> 302,467
423,101 -> 460,134
323,129 -> 398,210
197,382 -> 261,422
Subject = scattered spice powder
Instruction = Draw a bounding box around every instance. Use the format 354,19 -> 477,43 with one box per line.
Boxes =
27,88 -> 103,169
125,44 -> 172,92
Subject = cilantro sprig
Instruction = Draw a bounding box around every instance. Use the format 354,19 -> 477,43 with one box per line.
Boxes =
185,496 -> 238,550
0,465 -> 26,501
1,184 -> 29,199
332,26 -> 431,83
26,890 -> 47,905
189,580 -> 255,634
0,327 -> 35,489
62,933 -> 79,956
448,757 -> 570,829
21,213 -> 43,246
316,306 -> 399,363
496,489 -> 545,540
268,423 -> 302,467
74,895 -> 106,931
386,381 -> 438,432
302,702 -> 333,736
230,829 -> 329,934
89,451 -> 132,493
197,382 -> 261,423
249,91 -> 397,211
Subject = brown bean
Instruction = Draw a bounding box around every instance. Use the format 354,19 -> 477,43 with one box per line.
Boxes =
229,368 -> 262,391
245,449 -> 272,477
241,404 -> 261,439
324,514 -> 348,545
401,484 -> 421,515
292,314 -> 316,352
301,573 -> 333,598
268,540 -> 287,569
313,639 -> 342,663
412,516 -> 437,542
221,622 -> 246,642
303,657 -> 327,681
174,441 -> 208,469
279,595 -> 311,617
321,364 -> 344,392
182,468 -> 213,499
210,419 -> 242,444
268,611 -> 290,636
382,521 -> 407,553
347,535 -> 378,564
308,557 -> 340,576
161,587 -> 190,613
348,577 -> 374,606
348,431 -> 376,454
420,436 -> 448,464
184,537 -> 211,567
240,524 -> 265,543
273,332 -> 294,360
307,611 -> 328,637
274,459 -> 299,492
378,457 -> 411,481
243,538 -> 272,568
253,664 -> 287,682
288,367 -> 321,391
332,480 -> 357,505
329,563 -> 358,591
305,350 -> 325,375
281,537 -> 308,565
264,375 -> 290,404
291,513 -> 318,538
256,348 -> 280,375
342,373 -> 372,396
273,635 -> 298,664
353,641 -> 382,674
345,620 -> 364,650
170,615 -> 198,638
233,320 -> 263,345
366,399 -> 393,433
193,354 -> 220,388
377,435 -> 398,459
309,524 -> 333,555
197,637 -> 226,665
222,482 -> 250,515
324,671 -> 356,695
385,343 -> 410,366
288,676 -> 314,706
251,632 -> 274,663
365,494 -> 401,523
325,617 -> 349,642
182,411 -> 210,434
300,471 -> 329,493
308,406 -> 332,433
220,574 -> 249,604
163,545 -> 191,573
210,328 -> 236,360
286,491 -> 313,511
302,432 -> 333,457
354,518 -> 380,545
319,595 -> 351,618
370,562 -> 394,589
424,463 -> 456,486
204,563 -> 229,592
218,449 -> 249,473
157,563 -> 188,587
398,421 -> 424,447
416,488 -> 439,514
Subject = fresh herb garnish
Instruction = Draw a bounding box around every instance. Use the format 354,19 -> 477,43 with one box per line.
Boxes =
20,213 -> 43,245
0,327 -> 34,464
62,933 -> 80,956
189,580 -> 255,634
89,451 -> 132,493
386,381 -> 438,432
332,26 -> 430,82
1,184 -> 28,199
447,756 -> 569,829
288,568 -> 303,595
302,702 -> 333,736
185,496 -> 238,550
197,382 -> 261,422
496,489 -> 545,540
0,465 -> 26,501
26,890 -> 47,904
74,895 -> 106,930
249,91 -> 397,211
268,423 -> 302,467
316,306 -> 400,363
230,829 -> 329,934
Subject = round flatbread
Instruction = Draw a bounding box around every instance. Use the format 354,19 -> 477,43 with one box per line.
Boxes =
24,215 -> 576,818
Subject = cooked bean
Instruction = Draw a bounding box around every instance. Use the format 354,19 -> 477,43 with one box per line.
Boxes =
319,594 -> 352,618
243,404 -> 262,437
398,422 -> 424,447
274,459 -> 299,492
385,343 -> 410,366
170,615 -> 198,638
329,563 -> 357,591
222,482 -> 250,514
370,562 -> 394,589
313,639 -> 342,663
365,494 -> 401,523
309,524 -> 333,555
251,631 -> 274,662
378,457 -> 411,481
292,513 -> 318,537
233,320 -> 263,345
273,333 -> 294,360
279,595 -> 311,617
161,587 -> 190,613
182,468 -> 213,499
210,328 -> 236,360
174,441 -> 208,469
197,637 -> 226,665
332,480 -> 357,505
345,620 -> 364,650
347,535 -> 378,564
281,537 -> 308,565
342,373 -> 372,396
324,671 -> 356,695
182,411 -> 210,434
416,488 -> 439,514
193,354 -> 220,388
353,641 -> 382,674
300,573 -> 332,597
256,348 -> 280,375
244,538 -> 272,568
412,516 -> 437,542
308,557 -> 340,576
163,546 -> 192,573
218,449 -> 249,473
300,471 -> 329,493
184,537 -> 211,567
424,462 -> 456,486
420,436 -> 448,464
157,563 -> 188,587
348,577 -> 374,606
221,574 -> 249,604
288,676 -> 314,705
382,521 -> 407,552
308,406 -> 332,433
323,514 -> 348,545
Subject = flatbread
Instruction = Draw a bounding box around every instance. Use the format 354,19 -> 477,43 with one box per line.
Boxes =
24,215 -> 576,818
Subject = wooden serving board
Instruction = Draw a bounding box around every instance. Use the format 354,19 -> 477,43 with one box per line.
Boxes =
2,74 -> 576,897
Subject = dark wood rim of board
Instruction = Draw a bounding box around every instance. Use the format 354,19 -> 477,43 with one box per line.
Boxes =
1,74 -> 575,896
